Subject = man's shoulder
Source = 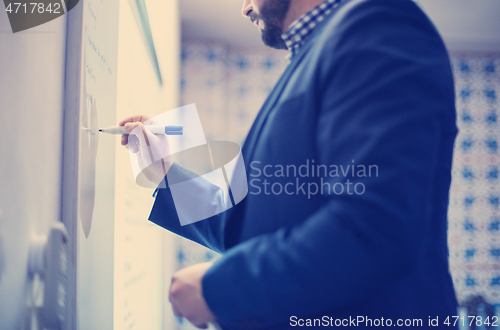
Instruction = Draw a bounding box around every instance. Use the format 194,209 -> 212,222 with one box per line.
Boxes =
306,0 -> 445,69
316,0 -> 434,45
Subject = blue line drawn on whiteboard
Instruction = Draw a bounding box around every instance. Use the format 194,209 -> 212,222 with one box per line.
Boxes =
133,0 -> 163,85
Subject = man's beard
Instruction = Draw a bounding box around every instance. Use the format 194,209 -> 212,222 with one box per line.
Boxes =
251,0 -> 291,50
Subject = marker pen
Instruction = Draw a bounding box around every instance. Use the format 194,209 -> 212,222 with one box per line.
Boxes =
99,125 -> 183,135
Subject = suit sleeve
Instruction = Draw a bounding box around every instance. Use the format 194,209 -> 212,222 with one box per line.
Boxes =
201,0 -> 456,328
148,162 -> 228,254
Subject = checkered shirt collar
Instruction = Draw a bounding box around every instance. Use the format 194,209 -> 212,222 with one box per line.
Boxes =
281,0 -> 344,58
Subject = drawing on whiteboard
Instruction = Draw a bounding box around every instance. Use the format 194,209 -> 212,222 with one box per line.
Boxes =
78,66 -> 99,238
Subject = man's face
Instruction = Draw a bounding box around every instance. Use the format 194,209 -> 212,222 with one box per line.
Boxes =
242,0 -> 291,49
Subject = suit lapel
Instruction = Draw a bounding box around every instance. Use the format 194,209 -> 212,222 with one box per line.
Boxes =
224,40 -> 319,248
241,40 -> 316,164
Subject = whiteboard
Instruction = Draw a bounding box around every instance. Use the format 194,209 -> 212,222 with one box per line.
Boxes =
61,0 -> 180,329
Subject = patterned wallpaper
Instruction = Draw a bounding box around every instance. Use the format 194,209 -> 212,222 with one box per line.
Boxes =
175,43 -> 500,329
448,55 -> 500,311
180,44 -> 288,144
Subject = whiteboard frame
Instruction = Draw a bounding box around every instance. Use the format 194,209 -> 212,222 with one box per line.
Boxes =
60,1 -> 84,329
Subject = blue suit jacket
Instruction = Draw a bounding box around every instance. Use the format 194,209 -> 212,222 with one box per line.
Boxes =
149,0 -> 458,328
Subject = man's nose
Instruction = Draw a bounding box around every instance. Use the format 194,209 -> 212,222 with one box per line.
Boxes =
241,0 -> 253,18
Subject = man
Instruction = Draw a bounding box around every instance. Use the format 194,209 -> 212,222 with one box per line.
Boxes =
120,0 -> 458,328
